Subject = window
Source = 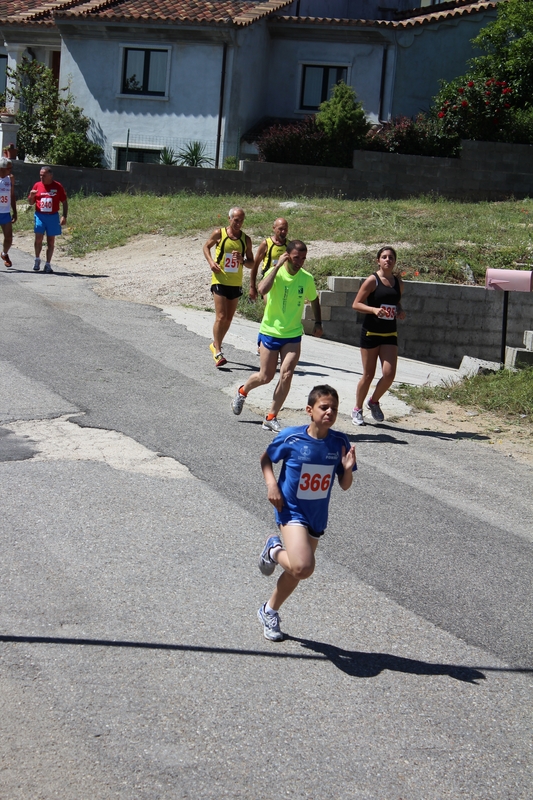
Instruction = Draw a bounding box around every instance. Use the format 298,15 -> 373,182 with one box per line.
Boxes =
116,147 -> 161,171
300,65 -> 348,110
121,48 -> 168,96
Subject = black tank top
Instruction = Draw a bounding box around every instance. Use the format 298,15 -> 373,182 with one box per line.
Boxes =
362,272 -> 401,334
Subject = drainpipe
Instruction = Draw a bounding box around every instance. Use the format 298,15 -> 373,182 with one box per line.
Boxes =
378,46 -> 388,122
215,42 -> 228,168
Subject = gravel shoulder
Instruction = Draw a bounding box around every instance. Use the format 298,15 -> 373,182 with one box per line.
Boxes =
13,230 -> 533,465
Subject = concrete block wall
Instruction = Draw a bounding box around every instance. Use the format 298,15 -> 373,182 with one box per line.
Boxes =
505,329 -> 533,369
11,139 -> 533,201
307,277 -> 533,368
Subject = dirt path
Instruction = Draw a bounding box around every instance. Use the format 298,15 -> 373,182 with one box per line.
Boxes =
13,231 -> 533,465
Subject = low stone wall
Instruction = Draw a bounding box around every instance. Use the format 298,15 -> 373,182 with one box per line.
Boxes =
11,139 -> 533,201
302,277 -> 533,368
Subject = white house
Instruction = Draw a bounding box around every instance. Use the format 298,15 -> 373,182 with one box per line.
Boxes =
0,0 -> 501,167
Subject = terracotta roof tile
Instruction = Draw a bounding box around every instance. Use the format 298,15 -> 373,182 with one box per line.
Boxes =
270,0 -> 501,29
0,0 -> 294,25
0,0 -> 501,27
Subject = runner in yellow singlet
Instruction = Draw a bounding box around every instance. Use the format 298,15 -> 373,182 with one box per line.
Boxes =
203,207 -> 254,367
249,217 -> 289,302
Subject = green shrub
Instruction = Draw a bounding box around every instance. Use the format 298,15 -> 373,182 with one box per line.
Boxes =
315,82 -> 370,167
365,115 -> 461,158
46,132 -> 103,168
222,156 -> 239,170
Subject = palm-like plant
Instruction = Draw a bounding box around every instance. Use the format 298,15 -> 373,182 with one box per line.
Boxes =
177,141 -> 214,167
159,146 -> 179,165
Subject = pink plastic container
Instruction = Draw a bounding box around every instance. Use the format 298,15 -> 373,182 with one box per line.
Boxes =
485,268 -> 533,292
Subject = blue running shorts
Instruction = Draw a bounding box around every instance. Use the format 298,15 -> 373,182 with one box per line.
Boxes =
258,333 -> 302,351
34,212 -> 62,237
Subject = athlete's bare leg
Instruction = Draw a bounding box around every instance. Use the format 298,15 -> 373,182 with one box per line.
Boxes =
268,524 -> 319,611
268,341 -> 301,416
212,293 -> 239,352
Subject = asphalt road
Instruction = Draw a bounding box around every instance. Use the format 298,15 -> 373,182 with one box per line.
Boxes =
1,255 -> 532,799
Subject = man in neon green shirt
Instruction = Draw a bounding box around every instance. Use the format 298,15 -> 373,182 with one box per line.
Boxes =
232,240 -> 323,432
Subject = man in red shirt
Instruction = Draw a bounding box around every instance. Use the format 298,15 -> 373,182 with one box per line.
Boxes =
28,166 -> 68,274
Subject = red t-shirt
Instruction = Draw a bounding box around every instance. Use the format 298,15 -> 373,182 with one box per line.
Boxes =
32,180 -> 67,214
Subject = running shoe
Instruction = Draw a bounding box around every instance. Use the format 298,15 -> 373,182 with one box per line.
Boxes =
33,258 -> 41,272
209,342 -> 227,368
43,263 -> 54,274
232,388 -> 246,415
367,399 -> 384,422
351,408 -> 365,426
258,535 -> 283,576
1,252 -> 12,267
257,603 -> 283,641
262,417 -> 282,433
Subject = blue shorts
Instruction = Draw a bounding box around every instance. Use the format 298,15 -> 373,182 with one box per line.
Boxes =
0,212 -> 12,225
278,518 -> 325,539
258,333 -> 302,351
34,212 -> 62,237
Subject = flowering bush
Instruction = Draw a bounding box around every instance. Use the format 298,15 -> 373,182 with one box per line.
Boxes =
433,77 -> 517,141
365,114 -> 460,157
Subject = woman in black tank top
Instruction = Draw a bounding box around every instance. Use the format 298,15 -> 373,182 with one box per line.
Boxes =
350,247 -> 406,426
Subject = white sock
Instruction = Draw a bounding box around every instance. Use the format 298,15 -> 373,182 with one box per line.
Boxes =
265,603 -> 277,616
269,544 -> 282,562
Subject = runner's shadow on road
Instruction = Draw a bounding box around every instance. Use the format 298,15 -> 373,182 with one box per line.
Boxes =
5,268 -> 109,278
288,636 -> 487,684
1,635 -> 529,684
298,359 -> 361,378
344,423 -> 489,445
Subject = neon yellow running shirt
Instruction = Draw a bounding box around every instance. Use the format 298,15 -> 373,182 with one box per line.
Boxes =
260,266 -> 317,339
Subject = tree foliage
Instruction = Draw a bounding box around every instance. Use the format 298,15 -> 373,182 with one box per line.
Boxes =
7,58 -> 58,159
432,0 -> 533,143
472,0 -> 533,108
7,57 -> 103,166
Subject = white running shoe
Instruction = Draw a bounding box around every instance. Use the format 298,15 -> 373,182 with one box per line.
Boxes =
262,417 -> 282,433
351,408 -> 365,426
257,603 -> 283,641
232,389 -> 246,415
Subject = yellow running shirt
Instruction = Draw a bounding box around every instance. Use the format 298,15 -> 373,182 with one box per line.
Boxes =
212,228 -> 247,288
